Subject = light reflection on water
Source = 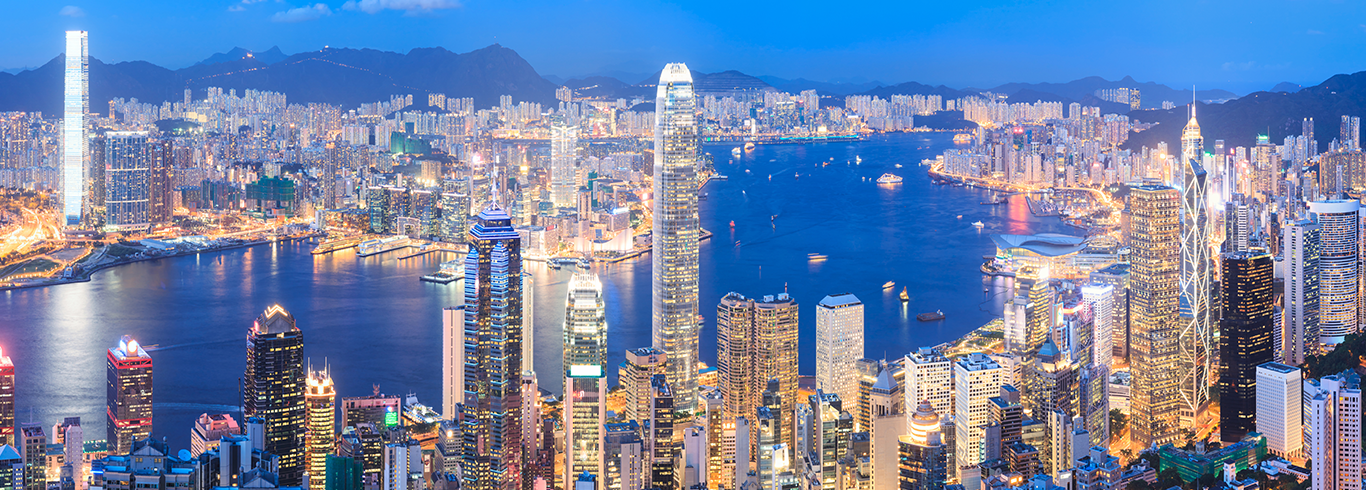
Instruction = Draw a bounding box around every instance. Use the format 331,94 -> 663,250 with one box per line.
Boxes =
0,132 -> 1069,447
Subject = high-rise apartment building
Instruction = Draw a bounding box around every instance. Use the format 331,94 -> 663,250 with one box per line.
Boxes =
103,132 -> 154,231
652,63 -> 702,413
1308,371 -> 1362,490
306,368 -> 336,490
1256,363 -> 1303,460
461,204 -> 525,490
716,292 -> 799,447
107,335 -> 153,454
620,348 -> 666,423
810,391 -> 852,490
1127,184 -> 1182,448
564,273 -> 607,486
816,294 -> 864,406
953,353 -> 1004,478
1178,155 -> 1213,430
442,306 -> 464,421
1284,219 -> 1321,363
243,305 -> 306,486
1219,252 -> 1274,442
64,30 -> 87,227
1308,200 -> 1360,350
649,375 -> 677,490
18,425 -> 44,490
903,348 -> 952,423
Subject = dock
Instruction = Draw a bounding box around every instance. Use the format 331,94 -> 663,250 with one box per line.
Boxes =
398,245 -> 463,260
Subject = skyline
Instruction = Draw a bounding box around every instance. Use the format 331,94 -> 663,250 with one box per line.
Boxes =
4,0 -> 1364,93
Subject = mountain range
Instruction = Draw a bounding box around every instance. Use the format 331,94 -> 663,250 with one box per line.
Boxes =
0,44 -> 558,115
1124,70 -> 1366,151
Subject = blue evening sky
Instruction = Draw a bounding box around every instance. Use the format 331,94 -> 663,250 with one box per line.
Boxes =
5,0 -> 1365,93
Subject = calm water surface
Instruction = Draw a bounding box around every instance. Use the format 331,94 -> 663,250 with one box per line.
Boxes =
0,132 -> 1068,447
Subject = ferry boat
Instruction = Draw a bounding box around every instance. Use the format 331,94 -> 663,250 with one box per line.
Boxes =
973,221 -> 984,228
882,281 -> 896,289
808,253 -> 827,261
855,156 -> 862,165
894,163 -> 903,168
876,173 -> 904,184
420,260 -> 465,284
357,236 -> 410,257
744,142 -> 756,151
731,147 -> 742,158
917,310 -> 946,322
899,287 -> 910,302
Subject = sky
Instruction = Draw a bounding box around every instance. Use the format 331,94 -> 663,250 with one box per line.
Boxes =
4,0 -> 1366,93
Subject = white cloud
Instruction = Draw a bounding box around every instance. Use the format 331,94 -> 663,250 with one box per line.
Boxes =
342,0 -> 460,14
228,4 -> 247,11
271,3 -> 332,22
58,5 -> 85,17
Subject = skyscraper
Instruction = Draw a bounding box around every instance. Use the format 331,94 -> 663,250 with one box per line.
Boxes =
1219,252 -> 1274,442
653,63 -> 702,414
1178,154 -> 1213,430
953,353 -> 1003,479
306,368 -> 336,490
716,292 -> 799,447
564,273 -> 607,486
63,30 -> 88,227
1284,219 -> 1320,364
902,348 -> 952,422
551,120 -> 578,209
243,304 -> 306,486
816,294 -> 864,406
442,306 -> 464,421
0,349 -> 10,448
649,375 -> 677,490
620,348 -> 667,423
107,335 -> 152,454
1307,371 -> 1361,490
461,204 -> 525,490
1308,200 -> 1360,350
1256,363 -> 1303,460
899,401 -> 946,490
1127,184 -> 1182,448
104,132 -> 154,232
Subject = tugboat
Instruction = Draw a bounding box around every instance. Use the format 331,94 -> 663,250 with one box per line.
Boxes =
899,287 -> 910,302
917,310 -> 946,322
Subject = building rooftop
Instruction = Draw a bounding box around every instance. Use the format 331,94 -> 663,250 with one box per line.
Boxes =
1258,362 -> 1299,374
818,293 -> 862,308
991,233 -> 1089,258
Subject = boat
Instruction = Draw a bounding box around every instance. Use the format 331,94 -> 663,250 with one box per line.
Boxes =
953,133 -> 973,144
973,221 -> 984,228
895,163 -> 903,168
357,236 -> 411,257
855,156 -> 862,165
808,253 -> 827,261
952,182 -> 965,187
882,281 -> 895,289
420,260 -> 466,284
729,220 -> 736,229
746,169 -> 752,174
731,147 -> 742,158
899,287 -> 909,302
795,172 -> 800,179
916,310 -> 946,322
735,241 -> 742,247
956,215 -> 963,219
744,142 -> 756,151
876,173 -> 903,184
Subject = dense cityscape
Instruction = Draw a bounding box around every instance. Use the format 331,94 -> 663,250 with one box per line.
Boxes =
4,5 -> 1366,490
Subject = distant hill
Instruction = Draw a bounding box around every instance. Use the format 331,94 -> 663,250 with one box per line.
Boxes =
0,44 -> 557,114
987,76 -> 1238,109
562,76 -> 629,99
1271,82 -> 1305,93
856,81 -> 970,100
195,46 -> 289,67
757,76 -> 885,96
1123,70 -> 1366,151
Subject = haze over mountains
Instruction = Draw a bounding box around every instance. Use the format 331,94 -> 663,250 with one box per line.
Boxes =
0,42 -> 1360,151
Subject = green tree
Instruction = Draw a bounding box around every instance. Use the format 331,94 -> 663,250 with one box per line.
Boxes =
1158,468 -> 1182,489
1111,408 -> 1129,435
1127,480 -> 1154,490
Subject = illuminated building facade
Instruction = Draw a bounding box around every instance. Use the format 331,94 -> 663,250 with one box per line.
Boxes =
653,63 -> 702,413
564,273 -> 607,486
551,120 -> 578,208
716,292 -> 799,449
243,305 -> 306,486
306,369 -> 336,490
0,349 -> 10,448
1178,155 -> 1212,429
64,30 -> 87,226
1308,200 -> 1360,350
619,347 -> 666,423
104,132 -> 153,231
461,204 -> 525,490
1128,184 -> 1182,448
106,335 -> 152,454
1219,251 -> 1274,442
816,294 -> 864,407
1283,219 -> 1320,363
899,400 -> 946,490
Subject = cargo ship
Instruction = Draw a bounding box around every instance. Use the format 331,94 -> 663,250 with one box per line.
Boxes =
357,236 -> 410,257
916,310 -> 946,322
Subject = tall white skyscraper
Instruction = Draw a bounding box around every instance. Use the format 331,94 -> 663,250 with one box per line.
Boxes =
1256,362 -> 1303,460
1308,200 -> 1360,350
1178,153 -> 1212,429
63,30 -> 88,226
816,294 -> 864,405
550,120 -> 578,209
953,353 -> 1003,481
652,63 -> 701,413
1308,371 -> 1361,490
1284,219 -> 1320,364
564,273 -> 608,486
902,347 -> 952,420
1081,283 -> 1115,369
442,306 -> 464,420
